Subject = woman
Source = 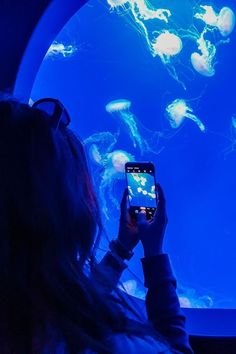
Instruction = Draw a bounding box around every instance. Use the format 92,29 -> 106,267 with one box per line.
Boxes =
0,99 -> 193,353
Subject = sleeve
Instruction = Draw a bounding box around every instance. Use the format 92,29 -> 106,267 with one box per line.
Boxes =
91,251 -> 127,291
141,254 -> 193,354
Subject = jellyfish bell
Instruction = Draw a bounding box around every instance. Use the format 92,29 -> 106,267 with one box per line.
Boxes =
109,150 -> 133,173
152,31 -> 183,57
105,99 -> 131,113
179,297 -> 192,308
190,52 -> 215,77
88,144 -> 103,165
45,41 -> 77,58
166,99 -> 187,128
232,114 -> 236,129
217,7 -> 235,37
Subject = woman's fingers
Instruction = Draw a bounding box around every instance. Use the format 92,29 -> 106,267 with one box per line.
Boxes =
137,210 -> 148,234
156,183 -> 166,210
153,183 -> 167,224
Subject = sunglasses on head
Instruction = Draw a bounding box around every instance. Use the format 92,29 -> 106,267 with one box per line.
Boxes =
32,98 -> 71,128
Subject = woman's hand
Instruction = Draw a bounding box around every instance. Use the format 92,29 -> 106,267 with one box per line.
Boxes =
117,188 -> 139,252
117,184 -> 168,257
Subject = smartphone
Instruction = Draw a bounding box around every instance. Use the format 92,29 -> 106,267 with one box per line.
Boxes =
125,162 -> 158,220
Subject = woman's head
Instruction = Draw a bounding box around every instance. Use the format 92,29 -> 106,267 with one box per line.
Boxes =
0,99 -> 101,271
0,99 -> 110,352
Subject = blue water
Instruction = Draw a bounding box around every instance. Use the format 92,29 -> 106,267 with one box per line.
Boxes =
31,0 -> 236,308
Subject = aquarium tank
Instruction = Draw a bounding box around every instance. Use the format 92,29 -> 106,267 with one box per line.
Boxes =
30,0 -> 236,309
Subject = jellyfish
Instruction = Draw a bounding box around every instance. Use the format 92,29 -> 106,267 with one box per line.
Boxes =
222,114 -> 236,158
150,30 -> 185,88
45,41 -> 77,58
191,52 -> 215,77
218,7 -> 235,37
194,5 -> 219,27
107,0 -> 171,23
106,0 -> 189,88
119,279 -> 146,299
84,133 -> 134,218
130,0 -> 171,23
166,99 -> 205,132
178,285 -> 214,308
232,114 -> 236,130
195,5 -> 235,37
152,30 -> 183,58
99,150 -> 134,219
83,132 -> 118,165
105,99 -> 162,155
105,100 -> 140,152
191,6 -> 234,76
189,27 -> 217,77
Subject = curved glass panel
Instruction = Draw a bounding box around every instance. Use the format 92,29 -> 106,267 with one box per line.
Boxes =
31,0 -> 236,309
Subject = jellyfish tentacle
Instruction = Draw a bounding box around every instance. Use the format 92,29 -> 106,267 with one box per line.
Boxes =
106,99 -> 163,155
185,112 -> 206,132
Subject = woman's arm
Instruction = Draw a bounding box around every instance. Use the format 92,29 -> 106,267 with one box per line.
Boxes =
117,184 -> 193,353
142,254 -> 193,353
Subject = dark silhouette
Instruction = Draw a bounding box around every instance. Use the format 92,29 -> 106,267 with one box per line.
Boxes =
0,99 -> 193,353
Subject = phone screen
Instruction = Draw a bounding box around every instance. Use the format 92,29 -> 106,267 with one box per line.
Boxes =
125,162 -> 157,219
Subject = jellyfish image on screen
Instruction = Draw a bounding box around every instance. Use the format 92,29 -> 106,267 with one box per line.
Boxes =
105,99 -> 162,155
127,172 -> 156,207
166,99 -> 205,132
99,150 -> 134,219
195,5 -> 235,37
45,41 -> 78,59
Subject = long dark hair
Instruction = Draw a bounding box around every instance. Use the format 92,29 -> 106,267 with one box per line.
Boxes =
0,100 -> 169,354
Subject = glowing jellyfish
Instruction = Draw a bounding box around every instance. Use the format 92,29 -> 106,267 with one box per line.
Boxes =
218,7 -> 236,37
45,41 -> 77,58
108,0 -> 171,23
232,114 -> 236,129
151,30 -> 185,88
195,5 -> 235,37
191,52 -> 215,77
178,285 -> 214,308
118,278 -> 214,308
190,28 -> 217,77
99,150 -> 134,219
106,0 -> 189,88
105,99 -> 162,155
130,0 -> 171,23
166,99 -> 205,132
194,5 -> 219,27
84,132 -> 118,165
105,100 -> 140,151
119,279 -> 146,299
192,7 -> 234,77
152,31 -> 183,58
107,0 -> 129,11
222,114 -> 236,159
